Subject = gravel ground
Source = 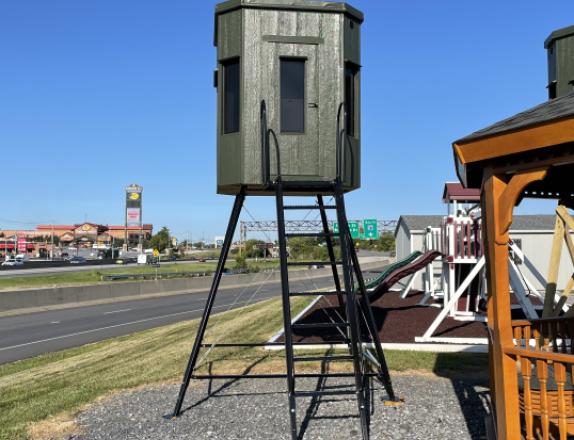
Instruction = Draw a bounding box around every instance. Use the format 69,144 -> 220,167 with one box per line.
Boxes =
73,374 -> 490,440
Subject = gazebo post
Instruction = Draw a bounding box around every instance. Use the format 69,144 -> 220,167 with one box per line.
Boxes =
482,168 -> 549,439
482,171 -> 521,439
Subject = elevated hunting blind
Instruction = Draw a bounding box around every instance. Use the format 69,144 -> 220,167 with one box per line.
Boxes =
214,0 -> 363,194
545,24 -> 574,99
174,3 -> 399,439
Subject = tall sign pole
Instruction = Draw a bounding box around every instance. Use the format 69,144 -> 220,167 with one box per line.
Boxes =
125,184 -> 143,252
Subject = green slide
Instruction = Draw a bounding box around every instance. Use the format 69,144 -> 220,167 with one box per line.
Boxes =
363,251 -> 423,290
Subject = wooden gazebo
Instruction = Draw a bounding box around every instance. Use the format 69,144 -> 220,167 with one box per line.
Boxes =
453,91 -> 574,439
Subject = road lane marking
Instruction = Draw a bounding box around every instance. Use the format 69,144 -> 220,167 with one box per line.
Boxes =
0,299 -> 263,352
103,308 -> 132,315
50,321 -> 61,324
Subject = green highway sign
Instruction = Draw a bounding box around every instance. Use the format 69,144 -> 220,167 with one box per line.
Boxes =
348,222 -> 360,239
363,219 -> 378,239
333,221 -> 376,240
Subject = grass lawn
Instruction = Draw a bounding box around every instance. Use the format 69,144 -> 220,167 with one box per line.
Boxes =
0,297 -> 488,440
0,260 -> 281,291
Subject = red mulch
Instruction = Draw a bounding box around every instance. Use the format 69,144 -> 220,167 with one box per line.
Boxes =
282,291 -> 489,344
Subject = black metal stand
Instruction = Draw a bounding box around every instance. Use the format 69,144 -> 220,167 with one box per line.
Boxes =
172,182 -> 397,440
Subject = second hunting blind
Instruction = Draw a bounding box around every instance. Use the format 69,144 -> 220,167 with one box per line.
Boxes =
214,0 -> 364,195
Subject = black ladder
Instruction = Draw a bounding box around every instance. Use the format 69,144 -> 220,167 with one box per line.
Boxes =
171,183 -> 398,439
275,179 -> 397,440
172,100 -> 398,438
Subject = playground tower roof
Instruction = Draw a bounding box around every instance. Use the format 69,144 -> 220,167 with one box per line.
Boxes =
442,182 -> 480,202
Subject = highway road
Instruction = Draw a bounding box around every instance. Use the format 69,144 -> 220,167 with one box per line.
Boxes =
0,271 -> 352,365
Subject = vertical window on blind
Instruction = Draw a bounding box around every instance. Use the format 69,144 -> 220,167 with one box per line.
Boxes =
223,59 -> 240,133
345,63 -> 359,137
281,58 -> 305,133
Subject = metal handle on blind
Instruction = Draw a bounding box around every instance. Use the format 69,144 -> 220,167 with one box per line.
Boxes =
336,102 -> 345,182
336,102 -> 355,184
260,100 -> 282,185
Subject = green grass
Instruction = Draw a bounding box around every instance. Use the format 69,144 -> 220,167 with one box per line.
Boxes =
0,261 -> 281,291
0,297 -> 488,440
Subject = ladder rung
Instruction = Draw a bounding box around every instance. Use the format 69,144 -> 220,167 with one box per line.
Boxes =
287,261 -> 342,266
294,389 -> 357,397
289,291 -> 344,297
285,232 -> 338,238
293,355 -> 354,362
291,322 -> 350,330
283,205 -> 337,210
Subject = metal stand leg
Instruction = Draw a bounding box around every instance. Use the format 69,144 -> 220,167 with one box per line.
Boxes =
275,181 -> 298,440
334,184 -> 370,440
172,188 -> 246,417
346,236 -> 397,401
317,195 -> 347,322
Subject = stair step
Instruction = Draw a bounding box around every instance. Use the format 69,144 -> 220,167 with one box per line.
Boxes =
289,291 -> 344,297
293,355 -> 354,362
293,389 -> 357,397
287,261 -> 342,266
291,322 -> 350,330
284,205 -> 337,210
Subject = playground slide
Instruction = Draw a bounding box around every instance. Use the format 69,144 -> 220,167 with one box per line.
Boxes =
364,251 -> 422,290
367,250 -> 442,302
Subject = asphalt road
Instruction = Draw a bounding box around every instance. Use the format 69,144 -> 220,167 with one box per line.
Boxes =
0,272 -> 345,365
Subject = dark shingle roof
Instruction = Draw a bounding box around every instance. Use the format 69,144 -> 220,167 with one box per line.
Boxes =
398,215 -> 444,232
545,24 -> 574,48
456,92 -> 574,144
215,0 -> 364,21
398,214 -> 557,234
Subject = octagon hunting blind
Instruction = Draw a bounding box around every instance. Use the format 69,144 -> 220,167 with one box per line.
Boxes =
215,0 -> 362,194
173,2 -> 399,439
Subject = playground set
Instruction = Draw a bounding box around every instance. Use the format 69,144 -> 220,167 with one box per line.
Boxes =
400,182 -> 548,344
171,0 -> 574,437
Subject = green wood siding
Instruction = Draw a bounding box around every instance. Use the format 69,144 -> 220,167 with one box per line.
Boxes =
215,0 -> 363,195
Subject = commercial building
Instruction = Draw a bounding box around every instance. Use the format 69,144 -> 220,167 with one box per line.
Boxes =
0,222 -> 153,254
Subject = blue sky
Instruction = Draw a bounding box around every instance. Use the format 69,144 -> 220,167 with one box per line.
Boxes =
0,1 -> 570,240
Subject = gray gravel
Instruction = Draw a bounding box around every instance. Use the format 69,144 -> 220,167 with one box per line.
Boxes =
73,375 -> 489,440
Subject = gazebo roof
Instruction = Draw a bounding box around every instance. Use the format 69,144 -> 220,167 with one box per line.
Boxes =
457,92 -> 574,144
453,92 -> 574,189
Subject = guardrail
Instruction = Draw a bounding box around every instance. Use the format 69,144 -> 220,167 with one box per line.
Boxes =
100,268 -> 278,282
101,272 -> 213,281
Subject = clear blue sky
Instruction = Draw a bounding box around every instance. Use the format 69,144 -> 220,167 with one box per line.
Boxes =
0,1 -> 570,240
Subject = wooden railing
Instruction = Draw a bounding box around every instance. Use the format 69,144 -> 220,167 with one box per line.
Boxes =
507,318 -> 574,439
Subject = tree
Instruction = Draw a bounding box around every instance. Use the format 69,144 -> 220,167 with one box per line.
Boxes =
147,226 -> 171,252
233,254 -> 248,271
377,233 -> 395,252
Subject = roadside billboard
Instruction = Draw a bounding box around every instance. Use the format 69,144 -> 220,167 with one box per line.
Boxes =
125,184 -> 143,228
126,208 -> 141,226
